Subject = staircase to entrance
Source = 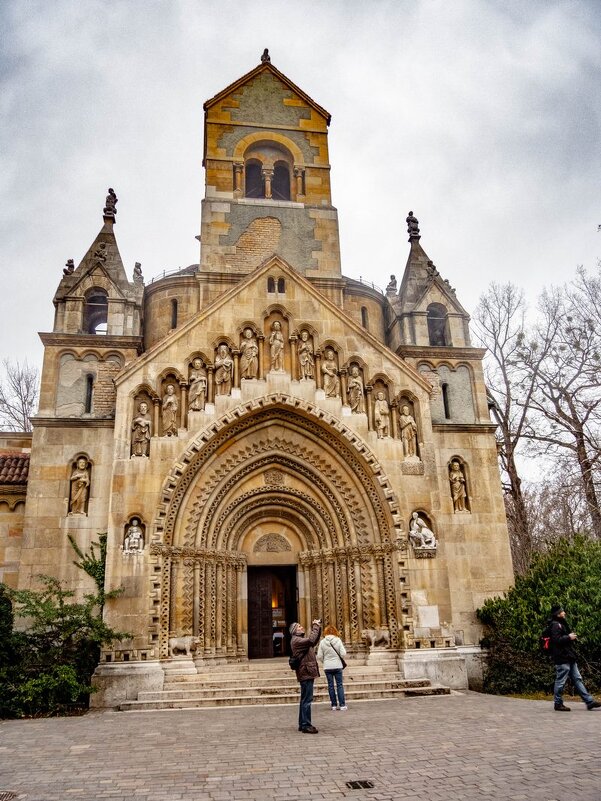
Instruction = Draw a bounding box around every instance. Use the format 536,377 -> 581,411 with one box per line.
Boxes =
118,654 -> 451,711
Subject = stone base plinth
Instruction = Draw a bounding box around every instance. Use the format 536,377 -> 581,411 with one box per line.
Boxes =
90,660 -> 165,708
397,647 -> 470,690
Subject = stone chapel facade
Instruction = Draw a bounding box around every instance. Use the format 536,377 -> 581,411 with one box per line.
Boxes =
0,54 -> 514,706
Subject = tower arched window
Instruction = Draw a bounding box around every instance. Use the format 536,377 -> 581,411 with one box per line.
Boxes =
267,277 -> 276,293
83,288 -> 108,334
171,299 -> 178,329
361,306 -> 369,329
84,374 -> 94,414
427,303 -> 449,346
245,160 -> 264,198
277,277 -> 285,293
272,162 -> 291,200
442,382 -> 451,419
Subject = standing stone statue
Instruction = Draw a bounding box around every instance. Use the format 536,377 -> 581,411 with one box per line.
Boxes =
347,365 -> 365,413
188,359 -> 207,411
385,275 -> 397,294
131,401 -> 152,457
123,518 -> 144,553
374,392 -> 390,438
239,328 -> 259,379
449,460 -> 468,512
161,384 -> 179,436
104,187 -> 118,218
322,348 -> 340,398
399,404 -> 418,458
215,344 -> 233,395
269,321 -> 285,372
406,210 -> 420,239
409,512 -> 437,549
63,259 -> 75,275
297,330 -> 314,380
68,457 -> 90,515
133,262 -> 143,284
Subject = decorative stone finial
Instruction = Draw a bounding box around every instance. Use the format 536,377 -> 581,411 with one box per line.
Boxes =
261,48 -> 271,63
63,258 -> 75,276
406,210 -> 420,241
133,261 -> 143,284
103,187 -> 118,221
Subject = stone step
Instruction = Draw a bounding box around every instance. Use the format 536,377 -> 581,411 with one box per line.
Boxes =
163,662 -> 397,683
138,677 -> 430,701
119,684 -> 449,711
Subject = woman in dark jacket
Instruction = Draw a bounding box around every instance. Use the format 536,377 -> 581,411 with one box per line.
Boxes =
290,620 -> 321,733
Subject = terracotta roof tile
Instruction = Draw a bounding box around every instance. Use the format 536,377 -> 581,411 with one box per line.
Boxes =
0,453 -> 30,484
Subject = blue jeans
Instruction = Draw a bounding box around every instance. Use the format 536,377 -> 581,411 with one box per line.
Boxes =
325,669 -> 346,708
554,662 -> 593,706
299,679 -> 314,729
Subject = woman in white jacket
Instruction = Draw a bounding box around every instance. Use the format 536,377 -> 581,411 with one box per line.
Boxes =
317,624 -> 348,710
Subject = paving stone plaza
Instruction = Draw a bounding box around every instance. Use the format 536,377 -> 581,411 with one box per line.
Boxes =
1,693 -> 600,801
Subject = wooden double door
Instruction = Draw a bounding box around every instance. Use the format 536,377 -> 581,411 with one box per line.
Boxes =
247,566 -> 297,659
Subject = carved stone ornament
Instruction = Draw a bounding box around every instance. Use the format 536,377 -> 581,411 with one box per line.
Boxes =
63,258 -> 75,275
406,210 -> 420,240
254,533 -> 292,553
297,330 -> 315,380
123,518 -> 144,554
374,392 -> 390,439
322,348 -> 340,398
188,359 -> 207,412
240,328 -> 259,379
131,400 -> 152,457
408,512 -> 437,553
263,468 -> 285,486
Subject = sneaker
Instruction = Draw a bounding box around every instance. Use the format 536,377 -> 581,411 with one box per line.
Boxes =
554,703 -> 571,711
301,725 -> 319,733
339,705 -> 348,711
331,706 -> 338,711
587,701 -> 601,710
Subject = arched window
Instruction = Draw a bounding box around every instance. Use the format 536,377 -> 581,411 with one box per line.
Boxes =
427,303 -> 449,346
277,277 -> 285,293
267,277 -> 276,293
442,382 -> 451,419
84,374 -> 94,414
272,162 -> 291,200
361,306 -> 369,329
171,299 -> 178,329
245,160 -> 264,198
83,288 -> 108,334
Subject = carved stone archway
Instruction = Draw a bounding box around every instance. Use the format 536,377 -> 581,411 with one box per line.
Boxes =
148,395 -> 409,660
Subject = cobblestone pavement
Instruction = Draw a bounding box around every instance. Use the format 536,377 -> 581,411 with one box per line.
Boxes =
1,692 -> 600,801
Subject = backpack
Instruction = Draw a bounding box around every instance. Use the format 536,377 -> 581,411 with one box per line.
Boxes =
539,622 -> 553,655
288,655 -> 301,671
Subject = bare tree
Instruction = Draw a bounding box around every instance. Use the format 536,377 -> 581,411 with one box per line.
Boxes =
0,359 -> 39,432
517,267 -> 601,539
473,283 -> 551,571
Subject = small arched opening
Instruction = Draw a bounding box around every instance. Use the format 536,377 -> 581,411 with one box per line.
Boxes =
427,303 -> 449,346
272,162 -> 291,200
83,288 -> 108,334
245,160 -> 264,198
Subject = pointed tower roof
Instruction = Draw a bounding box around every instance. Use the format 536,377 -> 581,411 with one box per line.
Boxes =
203,49 -> 331,124
397,211 -> 468,317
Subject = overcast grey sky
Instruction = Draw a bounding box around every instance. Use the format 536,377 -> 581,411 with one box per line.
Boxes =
1,0 -> 600,369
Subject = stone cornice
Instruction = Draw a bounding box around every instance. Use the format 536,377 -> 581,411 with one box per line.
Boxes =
39,332 -> 143,352
31,417 -> 116,429
397,345 -> 487,360
432,422 -> 498,434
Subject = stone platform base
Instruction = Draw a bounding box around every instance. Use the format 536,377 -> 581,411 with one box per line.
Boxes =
397,645 -> 484,690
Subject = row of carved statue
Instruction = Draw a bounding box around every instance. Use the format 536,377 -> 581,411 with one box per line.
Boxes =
66,456 -> 470,523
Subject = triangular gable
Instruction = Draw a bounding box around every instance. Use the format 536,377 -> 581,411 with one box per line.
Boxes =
64,263 -> 128,301
116,255 -> 431,393
411,275 -> 470,317
204,61 -> 331,125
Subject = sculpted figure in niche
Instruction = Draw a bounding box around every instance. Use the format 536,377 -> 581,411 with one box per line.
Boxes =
449,460 -> 468,512
188,359 -> 207,411
322,348 -> 340,397
347,365 -> 365,413
409,512 -> 437,549
123,518 -> 144,553
239,328 -> 259,380
297,330 -> 314,380
399,404 -> 418,458
131,401 -> 152,456
269,321 -> 285,372
374,391 -> 390,438
161,384 -> 178,436
215,344 -> 233,395
69,457 -> 90,515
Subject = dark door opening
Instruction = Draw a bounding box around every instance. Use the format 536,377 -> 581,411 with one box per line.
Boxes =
247,565 -> 297,659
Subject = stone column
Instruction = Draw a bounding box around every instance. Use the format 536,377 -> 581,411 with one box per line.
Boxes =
152,398 -> 160,440
289,335 -> 298,379
257,335 -> 265,379
340,368 -> 348,404
294,166 -> 304,197
366,385 -> 374,430
314,351 -> 322,390
179,382 -> 188,429
207,366 -> 215,404
390,400 -> 398,439
193,561 -> 200,637
233,162 -> 243,196
236,564 -> 245,658
263,168 -> 274,199
233,350 -> 240,389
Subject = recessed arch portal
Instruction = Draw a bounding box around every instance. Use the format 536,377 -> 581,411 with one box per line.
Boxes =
149,395 -> 409,660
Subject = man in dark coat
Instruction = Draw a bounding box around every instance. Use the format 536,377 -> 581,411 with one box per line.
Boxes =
549,604 -> 600,712
290,619 -> 321,733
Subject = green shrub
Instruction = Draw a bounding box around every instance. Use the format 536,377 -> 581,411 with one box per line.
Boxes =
477,536 -> 601,695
